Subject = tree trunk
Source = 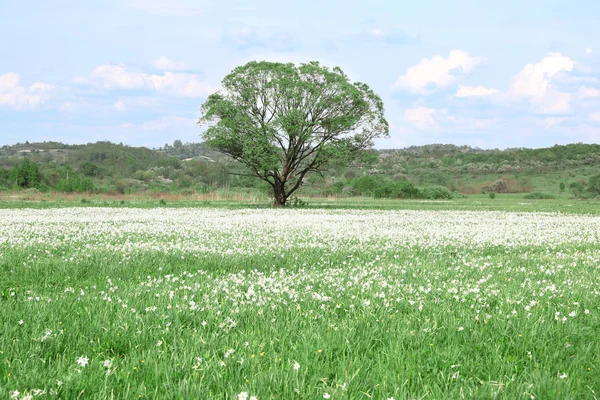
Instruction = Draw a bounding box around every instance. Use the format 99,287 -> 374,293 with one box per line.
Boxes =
273,180 -> 287,207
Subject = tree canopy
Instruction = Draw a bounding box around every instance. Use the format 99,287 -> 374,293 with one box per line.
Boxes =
198,61 -> 389,206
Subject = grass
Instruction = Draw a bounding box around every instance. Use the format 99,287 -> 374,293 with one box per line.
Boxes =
1,207 -> 600,399
0,192 -> 599,215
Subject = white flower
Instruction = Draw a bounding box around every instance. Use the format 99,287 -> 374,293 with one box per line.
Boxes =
388,398 -> 395,400
293,361 -> 300,371
103,359 -> 112,368
10,391 -> 19,399
238,392 -> 249,400
76,356 -> 89,367
324,394 -> 331,399
250,397 -> 258,400
457,327 -> 464,331
559,372 -> 567,379
18,320 -> 24,325
585,309 -> 590,314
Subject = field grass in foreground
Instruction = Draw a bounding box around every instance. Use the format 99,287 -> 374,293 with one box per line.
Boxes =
1,208 -> 600,399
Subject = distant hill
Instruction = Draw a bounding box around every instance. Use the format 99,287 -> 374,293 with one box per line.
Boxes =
1,140 -> 599,198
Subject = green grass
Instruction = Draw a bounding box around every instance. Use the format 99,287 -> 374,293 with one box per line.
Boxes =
1,194 -> 599,215
1,207 -> 600,399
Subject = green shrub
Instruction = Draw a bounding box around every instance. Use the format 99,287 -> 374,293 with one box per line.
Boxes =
421,185 -> 454,200
523,192 -> 556,199
489,192 -> 496,199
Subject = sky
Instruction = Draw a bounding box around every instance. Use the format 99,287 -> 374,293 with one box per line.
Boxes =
1,0 -> 600,150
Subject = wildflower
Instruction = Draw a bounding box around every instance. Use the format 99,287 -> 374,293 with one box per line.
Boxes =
103,359 -> 112,369
324,393 -> 331,399
559,372 -> 567,379
76,356 -> 89,367
293,361 -> 300,371
238,392 -> 249,400
18,320 -> 23,325
10,391 -> 19,399
250,397 -> 258,400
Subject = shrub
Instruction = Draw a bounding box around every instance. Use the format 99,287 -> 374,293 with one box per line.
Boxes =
421,185 -> 454,200
489,192 -> 496,199
523,192 -> 556,199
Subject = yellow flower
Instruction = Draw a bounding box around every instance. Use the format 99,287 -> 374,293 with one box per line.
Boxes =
318,349 -> 322,353
251,354 -> 255,358
260,352 -> 265,357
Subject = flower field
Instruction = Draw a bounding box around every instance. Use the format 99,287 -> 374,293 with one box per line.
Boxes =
1,207 -> 600,399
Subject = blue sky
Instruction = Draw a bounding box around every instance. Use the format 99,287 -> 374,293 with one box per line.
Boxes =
1,0 -> 599,149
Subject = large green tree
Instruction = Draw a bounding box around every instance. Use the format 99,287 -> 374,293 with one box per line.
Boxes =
198,61 -> 389,206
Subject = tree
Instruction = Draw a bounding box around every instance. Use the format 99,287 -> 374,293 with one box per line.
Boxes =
198,61 -> 389,206
588,175 -> 600,196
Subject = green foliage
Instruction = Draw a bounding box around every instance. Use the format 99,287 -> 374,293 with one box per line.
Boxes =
8,158 -> 41,189
559,181 -> 566,191
588,175 -> 600,196
570,181 -> 588,198
489,192 -> 496,199
349,175 -> 387,196
523,192 -> 557,199
199,60 -> 389,206
373,181 -> 421,199
421,185 -> 454,200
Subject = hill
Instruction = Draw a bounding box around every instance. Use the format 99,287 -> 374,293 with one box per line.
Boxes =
1,140 -> 599,199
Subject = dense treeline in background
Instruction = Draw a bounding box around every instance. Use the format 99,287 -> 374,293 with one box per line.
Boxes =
1,140 -> 599,200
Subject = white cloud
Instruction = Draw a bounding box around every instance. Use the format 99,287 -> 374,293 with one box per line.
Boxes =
404,107 -> 436,129
590,112 -> 600,121
121,116 -> 196,131
578,86 -> 599,98
152,56 -> 188,71
362,27 -> 419,44
59,99 -> 90,113
509,52 -> 575,114
113,100 -> 126,111
366,28 -> 386,38
585,47 -> 593,57
126,0 -> 205,16
85,64 -> 218,97
0,72 -> 54,109
455,85 -> 499,98
541,117 -> 573,128
393,50 -> 485,94
222,28 -> 300,52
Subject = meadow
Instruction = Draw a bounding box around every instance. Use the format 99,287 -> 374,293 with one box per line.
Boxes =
2,205 -> 600,399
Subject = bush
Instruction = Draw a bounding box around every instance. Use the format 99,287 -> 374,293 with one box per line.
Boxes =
523,192 -> 556,199
489,192 -> 496,199
373,181 -> 421,199
421,185 -> 454,200
348,175 -> 386,196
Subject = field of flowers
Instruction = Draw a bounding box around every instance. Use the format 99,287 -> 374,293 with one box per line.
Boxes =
1,207 -> 600,399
